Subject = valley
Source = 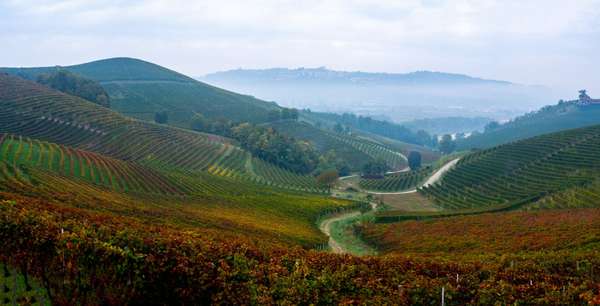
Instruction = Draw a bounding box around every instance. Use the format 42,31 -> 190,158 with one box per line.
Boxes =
1,57 -> 600,305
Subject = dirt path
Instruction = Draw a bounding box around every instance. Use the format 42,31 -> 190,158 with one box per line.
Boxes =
367,158 -> 460,195
422,158 -> 460,187
319,211 -> 361,254
320,159 -> 459,254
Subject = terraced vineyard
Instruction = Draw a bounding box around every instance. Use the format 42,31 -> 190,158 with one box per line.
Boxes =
270,121 -> 407,171
1,57 -> 281,125
359,166 -> 433,192
327,131 -> 406,170
0,74 -> 322,192
526,179 -> 600,210
420,124 -> 600,210
0,133 -> 225,195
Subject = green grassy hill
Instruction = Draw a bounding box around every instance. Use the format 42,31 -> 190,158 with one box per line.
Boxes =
458,101 -> 600,150
1,58 -> 280,125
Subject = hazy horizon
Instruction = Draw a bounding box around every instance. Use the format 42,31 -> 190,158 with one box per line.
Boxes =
1,0 -> 599,94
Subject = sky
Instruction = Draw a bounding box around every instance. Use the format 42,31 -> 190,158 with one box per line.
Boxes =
1,0 -> 599,94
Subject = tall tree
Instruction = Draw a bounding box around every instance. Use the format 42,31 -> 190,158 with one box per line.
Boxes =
316,169 -> 339,192
154,111 -> 169,124
407,151 -> 422,170
438,134 -> 456,155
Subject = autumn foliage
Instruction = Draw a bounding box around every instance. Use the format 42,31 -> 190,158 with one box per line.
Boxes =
1,193 -> 599,305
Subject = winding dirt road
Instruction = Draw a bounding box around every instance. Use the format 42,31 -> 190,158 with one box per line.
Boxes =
318,211 -> 361,254
318,158 -> 460,254
367,158 -> 460,195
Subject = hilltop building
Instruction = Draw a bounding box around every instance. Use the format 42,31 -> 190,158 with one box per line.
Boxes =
578,90 -> 600,105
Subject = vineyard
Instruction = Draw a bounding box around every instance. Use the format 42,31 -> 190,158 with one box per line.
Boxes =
1,57 -> 281,125
420,124 -> 600,210
1,192 -> 600,304
270,120 -> 407,171
0,74 -> 323,193
527,178 -> 600,209
3,60 -> 600,304
359,166 -> 432,192
361,208 -> 600,255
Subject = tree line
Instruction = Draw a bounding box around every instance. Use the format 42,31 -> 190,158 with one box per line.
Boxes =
36,70 -> 110,108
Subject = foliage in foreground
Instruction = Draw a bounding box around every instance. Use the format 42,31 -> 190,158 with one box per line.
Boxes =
361,208 -> 600,256
1,194 -> 600,305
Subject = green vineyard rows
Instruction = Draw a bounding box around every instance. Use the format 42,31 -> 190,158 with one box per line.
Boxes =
420,125 -> 600,210
0,74 -> 323,192
359,166 -> 433,192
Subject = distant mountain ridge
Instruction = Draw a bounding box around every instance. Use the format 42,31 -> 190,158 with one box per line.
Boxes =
202,67 -> 555,122
204,67 -> 513,86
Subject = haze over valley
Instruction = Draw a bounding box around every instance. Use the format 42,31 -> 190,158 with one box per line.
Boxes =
203,67 -> 559,122
1,1 -> 600,304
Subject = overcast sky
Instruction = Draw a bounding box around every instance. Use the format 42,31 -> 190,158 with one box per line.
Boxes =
1,0 -> 599,93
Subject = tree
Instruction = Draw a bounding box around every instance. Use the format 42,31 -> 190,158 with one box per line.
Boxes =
407,151 -> 422,170
361,158 -> 389,178
484,121 -> 501,133
154,111 -> 169,124
316,169 -> 338,192
37,70 -> 110,107
438,134 -> 456,155
190,113 -> 210,132
333,123 -> 345,133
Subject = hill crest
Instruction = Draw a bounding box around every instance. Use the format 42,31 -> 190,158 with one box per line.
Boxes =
204,67 -> 513,86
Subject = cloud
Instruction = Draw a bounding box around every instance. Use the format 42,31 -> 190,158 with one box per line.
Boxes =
1,0 -> 599,93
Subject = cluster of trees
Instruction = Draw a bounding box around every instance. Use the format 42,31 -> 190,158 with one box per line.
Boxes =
407,151 -> 422,170
314,150 -> 351,177
191,113 -> 319,174
36,70 -> 110,108
438,134 -> 456,155
361,158 -> 389,178
313,112 -> 435,147
154,111 -> 169,124
267,108 -> 299,121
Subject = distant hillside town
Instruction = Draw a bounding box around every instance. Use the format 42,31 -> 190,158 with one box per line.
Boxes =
577,90 -> 600,105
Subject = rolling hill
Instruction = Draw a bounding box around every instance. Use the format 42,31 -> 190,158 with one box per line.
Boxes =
2,58 -> 436,173
1,58 -> 281,125
0,72 -> 362,255
423,124 -> 600,210
458,100 -> 600,149
372,123 -> 600,223
268,120 -> 408,171
2,72 -> 600,304
0,73 -> 323,192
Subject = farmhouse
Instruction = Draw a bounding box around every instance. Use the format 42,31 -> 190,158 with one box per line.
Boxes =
578,90 -> 600,105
